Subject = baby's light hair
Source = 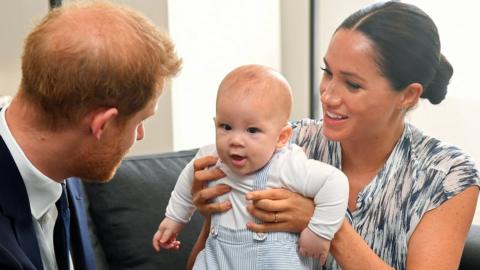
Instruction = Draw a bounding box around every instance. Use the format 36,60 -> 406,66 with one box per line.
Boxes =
217,64 -> 292,125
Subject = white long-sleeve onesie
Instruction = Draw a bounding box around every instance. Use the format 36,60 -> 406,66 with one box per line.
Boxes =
165,143 -> 348,240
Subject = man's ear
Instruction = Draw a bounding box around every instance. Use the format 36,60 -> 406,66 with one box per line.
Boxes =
276,125 -> 292,148
399,83 -> 423,111
89,108 -> 119,140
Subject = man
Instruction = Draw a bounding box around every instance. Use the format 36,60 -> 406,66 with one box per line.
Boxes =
0,1 -> 181,269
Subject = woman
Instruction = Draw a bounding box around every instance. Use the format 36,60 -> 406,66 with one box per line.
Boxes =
188,2 -> 479,269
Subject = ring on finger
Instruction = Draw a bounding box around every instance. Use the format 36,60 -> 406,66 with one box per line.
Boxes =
273,212 -> 279,223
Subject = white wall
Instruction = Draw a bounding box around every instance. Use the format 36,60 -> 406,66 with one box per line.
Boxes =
280,0 -> 310,121
108,0 -> 175,156
167,0 -> 281,151
0,1 -> 49,97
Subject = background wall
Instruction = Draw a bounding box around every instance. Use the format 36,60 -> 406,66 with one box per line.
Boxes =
167,0 -> 281,151
0,1 -> 48,97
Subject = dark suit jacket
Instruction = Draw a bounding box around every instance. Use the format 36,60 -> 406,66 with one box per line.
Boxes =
0,134 -> 96,270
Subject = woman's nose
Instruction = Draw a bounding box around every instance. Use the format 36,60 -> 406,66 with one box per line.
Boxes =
320,81 -> 342,106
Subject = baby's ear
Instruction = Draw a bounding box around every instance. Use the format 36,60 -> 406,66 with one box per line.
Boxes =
276,125 -> 292,148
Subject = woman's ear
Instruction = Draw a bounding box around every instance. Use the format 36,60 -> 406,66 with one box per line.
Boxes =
399,83 -> 423,111
276,125 -> 293,148
89,108 -> 119,140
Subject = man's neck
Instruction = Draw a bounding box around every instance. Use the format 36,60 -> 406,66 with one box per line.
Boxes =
6,97 -> 79,182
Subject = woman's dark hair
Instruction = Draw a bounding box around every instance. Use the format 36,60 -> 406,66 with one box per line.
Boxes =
337,1 -> 453,104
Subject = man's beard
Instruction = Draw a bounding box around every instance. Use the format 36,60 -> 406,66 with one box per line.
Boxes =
73,139 -> 128,182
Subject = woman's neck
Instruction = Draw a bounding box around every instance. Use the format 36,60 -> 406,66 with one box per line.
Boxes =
341,122 -> 405,176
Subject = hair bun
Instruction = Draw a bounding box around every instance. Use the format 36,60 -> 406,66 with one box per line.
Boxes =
421,54 -> 453,104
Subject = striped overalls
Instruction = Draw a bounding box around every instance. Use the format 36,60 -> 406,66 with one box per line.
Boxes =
193,161 -> 320,270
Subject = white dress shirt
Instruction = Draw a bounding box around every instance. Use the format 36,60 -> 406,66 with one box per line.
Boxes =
0,103 -> 73,270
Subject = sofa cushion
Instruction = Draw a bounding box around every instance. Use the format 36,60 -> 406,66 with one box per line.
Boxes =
460,225 -> 480,270
83,149 -> 202,270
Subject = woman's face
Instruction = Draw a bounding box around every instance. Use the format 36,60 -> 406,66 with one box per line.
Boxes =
319,29 -> 404,144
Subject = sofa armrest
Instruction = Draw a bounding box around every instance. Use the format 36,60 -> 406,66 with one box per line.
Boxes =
460,225 -> 480,270
83,149 -> 201,270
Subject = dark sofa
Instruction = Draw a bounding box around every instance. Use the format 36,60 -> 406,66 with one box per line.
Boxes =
81,149 -> 480,270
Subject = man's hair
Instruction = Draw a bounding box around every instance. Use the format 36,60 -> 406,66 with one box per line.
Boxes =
20,1 -> 181,129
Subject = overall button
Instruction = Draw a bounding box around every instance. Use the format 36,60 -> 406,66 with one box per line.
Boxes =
254,232 -> 267,241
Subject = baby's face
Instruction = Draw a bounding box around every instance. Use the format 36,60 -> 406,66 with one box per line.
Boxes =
215,92 -> 284,176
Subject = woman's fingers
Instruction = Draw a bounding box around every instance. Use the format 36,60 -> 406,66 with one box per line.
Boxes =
193,155 -> 219,171
246,220 -> 293,233
191,156 -> 225,192
246,189 -> 314,233
246,203 -> 276,222
246,188 -> 292,201
192,185 -> 231,216
250,198 -> 291,212
191,155 -> 230,217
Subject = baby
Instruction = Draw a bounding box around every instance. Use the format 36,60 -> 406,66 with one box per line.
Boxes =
152,65 -> 348,269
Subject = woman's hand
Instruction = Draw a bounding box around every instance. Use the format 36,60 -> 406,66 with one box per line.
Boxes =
191,155 -> 231,217
245,188 -> 314,233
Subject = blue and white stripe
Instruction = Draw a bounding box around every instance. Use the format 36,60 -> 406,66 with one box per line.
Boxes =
193,157 -> 320,270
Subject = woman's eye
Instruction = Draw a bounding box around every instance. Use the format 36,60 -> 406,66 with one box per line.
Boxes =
346,81 -> 361,90
321,67 -> 332,77
247,127 -> 259,134
220,124 -> 232,131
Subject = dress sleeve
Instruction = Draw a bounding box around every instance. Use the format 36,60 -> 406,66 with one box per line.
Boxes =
428,151 -> 480,211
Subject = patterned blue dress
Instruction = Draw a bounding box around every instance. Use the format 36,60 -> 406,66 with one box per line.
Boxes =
290,119 -> 480,270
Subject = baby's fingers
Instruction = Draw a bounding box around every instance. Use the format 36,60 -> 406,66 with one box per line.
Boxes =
161,240 -> 181,250
152,231 -> 162,252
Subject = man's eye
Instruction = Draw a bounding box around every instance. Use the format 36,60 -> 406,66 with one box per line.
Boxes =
247,127 -> 259,134
220,124 -> 232,131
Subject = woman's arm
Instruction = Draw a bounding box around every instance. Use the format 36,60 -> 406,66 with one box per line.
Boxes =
246,186 -> 478,270
329,220 -> 394,269
186,156 -> 231,270
406,186 -> 478,269
187,217 -> 211,270
331,186 -> 478,270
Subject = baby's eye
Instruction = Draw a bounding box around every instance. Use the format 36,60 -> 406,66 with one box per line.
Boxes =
247,127 -> 260,134
219,123 -> 232,131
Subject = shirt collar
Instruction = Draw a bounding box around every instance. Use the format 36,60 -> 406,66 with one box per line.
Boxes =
0,104 -> 62,219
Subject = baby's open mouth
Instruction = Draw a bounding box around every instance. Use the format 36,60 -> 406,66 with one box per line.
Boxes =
230,154 -> 246,167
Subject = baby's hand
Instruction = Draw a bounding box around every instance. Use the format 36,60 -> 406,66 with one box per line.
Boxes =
152,217 -> 184,252
298,227 -> 331,265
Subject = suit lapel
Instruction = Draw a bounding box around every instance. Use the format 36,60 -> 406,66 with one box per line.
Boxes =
67,178 -> 96,270
0,136 -> 43,269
